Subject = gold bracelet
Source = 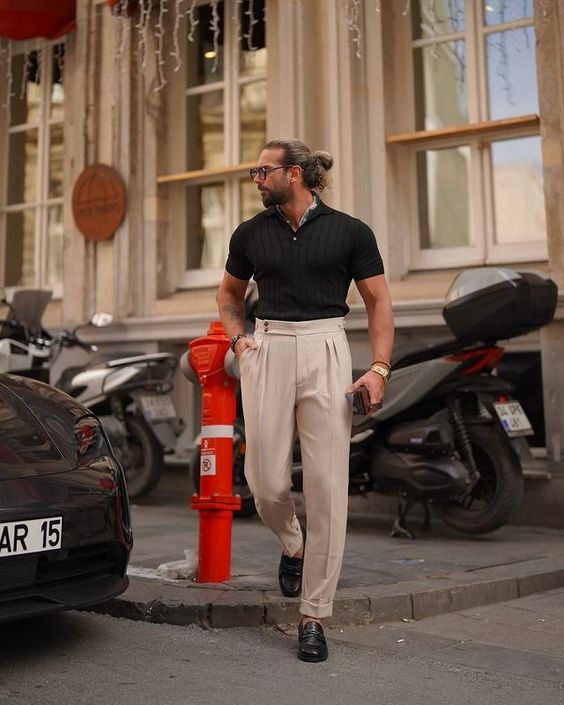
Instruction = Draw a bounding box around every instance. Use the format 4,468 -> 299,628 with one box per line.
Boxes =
371,359 -> 391,369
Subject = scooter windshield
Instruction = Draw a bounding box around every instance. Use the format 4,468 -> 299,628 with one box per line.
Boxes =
4,289 -> 52,331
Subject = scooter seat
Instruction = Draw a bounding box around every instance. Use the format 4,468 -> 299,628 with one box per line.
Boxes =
391,338 -> 460,370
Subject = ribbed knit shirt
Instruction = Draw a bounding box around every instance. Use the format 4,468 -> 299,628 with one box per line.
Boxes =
225,197 -> 384,322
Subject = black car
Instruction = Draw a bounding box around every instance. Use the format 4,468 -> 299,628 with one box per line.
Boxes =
0,373 -> 133,622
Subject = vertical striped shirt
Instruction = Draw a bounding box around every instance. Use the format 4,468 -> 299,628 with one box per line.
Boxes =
226,198 -> 384,321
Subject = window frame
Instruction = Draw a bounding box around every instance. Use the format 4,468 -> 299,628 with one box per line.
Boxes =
161,0 -> 267,290
389,1 -> 546,271
0,40 -> 65,298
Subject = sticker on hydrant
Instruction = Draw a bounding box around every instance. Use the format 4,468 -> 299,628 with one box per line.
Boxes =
200,447 -> 216,476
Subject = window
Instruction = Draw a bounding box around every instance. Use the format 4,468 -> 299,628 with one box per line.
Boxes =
397,1 -> 545,269
180,0 -> 266,287
1,43 -> 65,296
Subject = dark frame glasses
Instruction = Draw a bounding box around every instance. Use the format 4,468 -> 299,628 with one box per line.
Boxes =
249,165 -> 293,181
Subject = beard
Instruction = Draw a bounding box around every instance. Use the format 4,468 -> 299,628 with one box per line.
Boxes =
260,184 -> 291,208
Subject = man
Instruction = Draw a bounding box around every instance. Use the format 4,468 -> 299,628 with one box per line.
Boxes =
217,138 -> 394,662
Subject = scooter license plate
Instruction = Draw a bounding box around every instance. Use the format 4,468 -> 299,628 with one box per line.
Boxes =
493,401 -> 534,438
140,395 -> 177,421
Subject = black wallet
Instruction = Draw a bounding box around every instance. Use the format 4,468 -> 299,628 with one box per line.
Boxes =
353,386 -> 382,415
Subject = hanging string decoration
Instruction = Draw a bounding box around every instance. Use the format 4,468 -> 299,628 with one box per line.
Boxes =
344,0 -> 362,59
187,0 -> 200,43
154,0 -> 169,90
244,0 -> 259,52
19,43 -> 31,100
171,0 -> 183,71
1,39 -> 13,111
210,0 -> 221,74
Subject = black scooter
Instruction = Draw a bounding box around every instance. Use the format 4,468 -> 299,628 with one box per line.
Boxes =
192,268 -> 557,537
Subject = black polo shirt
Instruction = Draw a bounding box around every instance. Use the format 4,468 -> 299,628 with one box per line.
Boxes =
225,199 -> 384,321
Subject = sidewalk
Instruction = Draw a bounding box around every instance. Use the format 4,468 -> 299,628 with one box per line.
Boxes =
93,469 -> 564,629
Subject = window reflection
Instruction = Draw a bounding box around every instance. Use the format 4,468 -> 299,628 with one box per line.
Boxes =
50,45 -> 65,121
413,41 -> 467,130
412,0 -> 465,40
47,206 -> 64,287
417,146 -> 470,249
49,124 -> 64,198
187,91 -> 224,170
8,130 -> 38,205
241,180 -> 263,222
491,137 -> 545,244
240,81 -> 266,162
5,210 -> 36,287
483,0 -> 533,26
10,51 -> 41,126
186,1 -> 224,87
186,183 -> 226,269
486,27 -> 537,120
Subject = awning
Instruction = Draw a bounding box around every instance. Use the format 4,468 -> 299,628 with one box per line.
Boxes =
0,1 -> 76,41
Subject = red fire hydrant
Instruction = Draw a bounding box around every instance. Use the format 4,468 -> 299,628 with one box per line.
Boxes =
184,321 -> 241,583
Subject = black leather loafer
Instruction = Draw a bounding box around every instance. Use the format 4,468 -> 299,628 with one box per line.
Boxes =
278,524 -> 306,598
297,620 -> 328,662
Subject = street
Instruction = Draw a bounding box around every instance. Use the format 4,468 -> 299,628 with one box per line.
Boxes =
1,588 -> 563,705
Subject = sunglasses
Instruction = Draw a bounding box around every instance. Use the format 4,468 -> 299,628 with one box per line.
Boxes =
249,165 -> 293,181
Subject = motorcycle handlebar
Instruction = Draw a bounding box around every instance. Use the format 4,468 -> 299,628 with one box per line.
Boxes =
60,330 -> 97,353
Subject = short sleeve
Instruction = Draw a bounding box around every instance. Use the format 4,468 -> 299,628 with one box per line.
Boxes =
349,220 -> 384,282
225,225 -> 254,281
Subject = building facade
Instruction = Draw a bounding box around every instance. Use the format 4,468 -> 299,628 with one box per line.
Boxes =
1,0 -> 563,519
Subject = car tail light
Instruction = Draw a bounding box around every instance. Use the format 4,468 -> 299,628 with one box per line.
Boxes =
447,346 -> 505,376
74,416 -> 103,462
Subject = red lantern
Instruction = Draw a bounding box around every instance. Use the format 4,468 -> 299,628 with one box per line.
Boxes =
0,1 -> 76,41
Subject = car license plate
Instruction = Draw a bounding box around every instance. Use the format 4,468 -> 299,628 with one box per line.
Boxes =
493,401 -> 534,438
140,394 -> 177,421
0,517 -> 63,558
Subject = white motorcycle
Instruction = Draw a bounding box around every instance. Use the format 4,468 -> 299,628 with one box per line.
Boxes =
0,289 -> 182,499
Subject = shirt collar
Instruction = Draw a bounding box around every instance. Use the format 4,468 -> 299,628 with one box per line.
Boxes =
264,193 -> 332,221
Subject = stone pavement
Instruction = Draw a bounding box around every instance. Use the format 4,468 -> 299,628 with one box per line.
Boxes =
91,466 -> 564,629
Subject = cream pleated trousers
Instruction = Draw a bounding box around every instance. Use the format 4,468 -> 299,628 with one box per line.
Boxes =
239,317 -> 353,619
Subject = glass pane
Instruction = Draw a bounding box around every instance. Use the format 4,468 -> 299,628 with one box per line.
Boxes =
486,27 -> 538,120
417,146 -> 470,249
240,81 -> 266,162
8,130 -> 38,205
47,205 -> 64,287
5,210 -> 36,287
49,124 -> 64,198
413,41 -> 467,130
491,137 -> 545,244
186,183 -> 225,270
186,1 -> 224,87
51,44 -> 65,121
412,0 -> 465,40
241,180 -> 263,222
10,51 -> 42,126
240,0 -> 266,78
187,91 -> 224,170
483,0 -> 533,26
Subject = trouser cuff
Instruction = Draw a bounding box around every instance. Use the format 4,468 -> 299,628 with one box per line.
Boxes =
300,599 -> 333,619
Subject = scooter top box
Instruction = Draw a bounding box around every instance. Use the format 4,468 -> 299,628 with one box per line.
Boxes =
442,268 -> 558,343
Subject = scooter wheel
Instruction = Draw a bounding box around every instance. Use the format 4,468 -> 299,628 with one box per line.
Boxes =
434,425 -> 523,534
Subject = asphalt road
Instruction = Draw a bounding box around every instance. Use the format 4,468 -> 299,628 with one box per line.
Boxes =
1,588 -> 563,705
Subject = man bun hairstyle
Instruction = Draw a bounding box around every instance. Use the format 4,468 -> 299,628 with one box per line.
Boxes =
263,138 -> 333,191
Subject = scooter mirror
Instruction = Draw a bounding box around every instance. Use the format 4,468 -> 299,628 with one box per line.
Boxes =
90,312 -> 113,327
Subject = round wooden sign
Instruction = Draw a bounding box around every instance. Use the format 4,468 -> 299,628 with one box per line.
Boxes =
72,164 -> 126,241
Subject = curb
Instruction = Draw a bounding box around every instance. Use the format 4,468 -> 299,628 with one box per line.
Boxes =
90,558 -> 564,629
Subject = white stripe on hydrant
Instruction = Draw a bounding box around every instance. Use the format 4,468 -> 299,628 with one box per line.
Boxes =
200,425 -> 234,439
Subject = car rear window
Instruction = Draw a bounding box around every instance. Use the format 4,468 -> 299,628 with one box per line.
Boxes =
0,395 -> 64,475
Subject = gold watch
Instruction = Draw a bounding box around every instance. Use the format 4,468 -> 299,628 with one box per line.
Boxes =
370,363 -> 391,384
